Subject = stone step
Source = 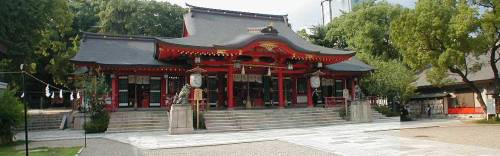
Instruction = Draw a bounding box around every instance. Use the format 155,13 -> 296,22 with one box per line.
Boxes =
207,117 -> 343,125
205,120 -> 347,133
106,127 -> 168,133
108,123 -> 168,128
204,116 -> 340,121
240,120 -> 346,130
204,108 -> 347,132
206,112 -> 340,117
107,111 -> 169,133
110,117 -> 169,122
109,120 -> 168,124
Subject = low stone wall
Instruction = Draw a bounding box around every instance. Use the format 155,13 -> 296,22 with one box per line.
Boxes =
71,112 -> 90,129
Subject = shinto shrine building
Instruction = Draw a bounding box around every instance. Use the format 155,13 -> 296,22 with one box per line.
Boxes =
71,5 -> 373,111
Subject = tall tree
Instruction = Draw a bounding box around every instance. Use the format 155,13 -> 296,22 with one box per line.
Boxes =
391,0 -> 490,112
98,0 -> 185,37
0,0 -> 76,88
310,0 -> 414,109
472,0 -> 500,98
325,0 -> 404,59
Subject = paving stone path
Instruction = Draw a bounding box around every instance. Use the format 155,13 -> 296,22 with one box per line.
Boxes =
15,118 -> 500,156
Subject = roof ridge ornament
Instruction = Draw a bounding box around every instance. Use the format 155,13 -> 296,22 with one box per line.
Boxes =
260,23 -> 278,34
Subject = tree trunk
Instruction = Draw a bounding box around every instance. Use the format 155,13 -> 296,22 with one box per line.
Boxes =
490,45 -> 499,99
449,67 -> 487,113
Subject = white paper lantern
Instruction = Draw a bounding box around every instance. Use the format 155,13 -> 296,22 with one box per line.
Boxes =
59,90 -> 63,98
45,85 -> 51,97
70,92 -> 74,101
310,76 -> 320,88
190,73 -> 202,88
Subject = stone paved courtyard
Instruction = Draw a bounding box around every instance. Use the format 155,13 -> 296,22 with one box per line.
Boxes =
15,118 -> 500,156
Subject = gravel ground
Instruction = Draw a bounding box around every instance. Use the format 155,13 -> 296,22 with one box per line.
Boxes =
143,140 -> 337,156
396,123 -> 500,149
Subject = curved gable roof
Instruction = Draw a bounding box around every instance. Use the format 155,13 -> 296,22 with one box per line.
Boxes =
158,4 -> 354,56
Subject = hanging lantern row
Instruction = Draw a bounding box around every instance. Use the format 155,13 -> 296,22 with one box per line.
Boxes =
43,84 -> 80,101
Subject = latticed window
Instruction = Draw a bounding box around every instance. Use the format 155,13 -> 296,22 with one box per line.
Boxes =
118,77 -> 129,106
334,79 -> 344,97
150,77 -> 161,106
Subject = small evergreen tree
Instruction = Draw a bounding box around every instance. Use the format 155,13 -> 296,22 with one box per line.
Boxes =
0,89 -> 24,145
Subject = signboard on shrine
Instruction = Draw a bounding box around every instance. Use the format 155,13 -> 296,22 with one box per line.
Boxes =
194,88 -> 203,100
486,98 -> 496,115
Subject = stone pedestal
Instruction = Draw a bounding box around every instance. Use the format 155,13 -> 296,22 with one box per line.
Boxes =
350,100 -> 373,123
169,104 -> 194,134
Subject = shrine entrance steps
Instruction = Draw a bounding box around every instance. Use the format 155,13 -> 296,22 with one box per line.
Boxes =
203,108 -> 347,133
17,109 -> 71,131
107,110 -> 169,133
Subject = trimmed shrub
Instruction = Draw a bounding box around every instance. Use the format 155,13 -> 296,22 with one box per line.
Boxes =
0,90 -> 24,145
374,105 -> 398,117
84,110 -> 109,133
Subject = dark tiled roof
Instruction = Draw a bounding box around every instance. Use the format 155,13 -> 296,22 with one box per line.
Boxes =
158,4 -> 354,55
71,32 -> 176,67
411,93 -> 449,99
414,53 -> 500,87
325,56 -> 374,72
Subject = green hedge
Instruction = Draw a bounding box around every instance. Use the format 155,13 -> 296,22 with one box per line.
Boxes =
84,111 -> 109,133
0,90 -> 24,145
374,105 -> 399,117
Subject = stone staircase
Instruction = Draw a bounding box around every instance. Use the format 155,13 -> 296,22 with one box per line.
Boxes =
17,113 -> 64,131
203,108 -> 347,132
107,111 -> 169,133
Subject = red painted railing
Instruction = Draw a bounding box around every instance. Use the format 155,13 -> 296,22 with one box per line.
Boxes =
448,107 -> 483,114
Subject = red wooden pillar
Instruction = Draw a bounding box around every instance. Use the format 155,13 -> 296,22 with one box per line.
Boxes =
307,78 -> 314,108
160,76 -> 167,108
351,77 -> 356,100
111,75 -> 119,111
278,69 -> 285,109
291,77 -> 297,106
227,65 -> 234,110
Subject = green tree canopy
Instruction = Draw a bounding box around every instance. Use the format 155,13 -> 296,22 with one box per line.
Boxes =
325,0 -> 404,59
358,53 -> 416,103
98,0 -> 185,37
302,1 -> 415,107
390,0 -> 491,111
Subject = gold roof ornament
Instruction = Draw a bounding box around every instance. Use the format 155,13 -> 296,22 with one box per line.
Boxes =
258,41 -> 278,52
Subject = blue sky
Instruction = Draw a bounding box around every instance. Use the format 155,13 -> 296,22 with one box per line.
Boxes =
162,0 -> 415,30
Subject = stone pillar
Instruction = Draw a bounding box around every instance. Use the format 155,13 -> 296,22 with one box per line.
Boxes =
350,100 -> 373,123
111,74 -> 119,111
307,78 -> 314,108
227,66 -> 234,110
169,104 -> 194,134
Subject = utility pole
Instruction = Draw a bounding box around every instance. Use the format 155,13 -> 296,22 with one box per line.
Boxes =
321,1 -> 325,26
321,0 -> 333,26
21,64 -> 28,156
329,0 -> 333,22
